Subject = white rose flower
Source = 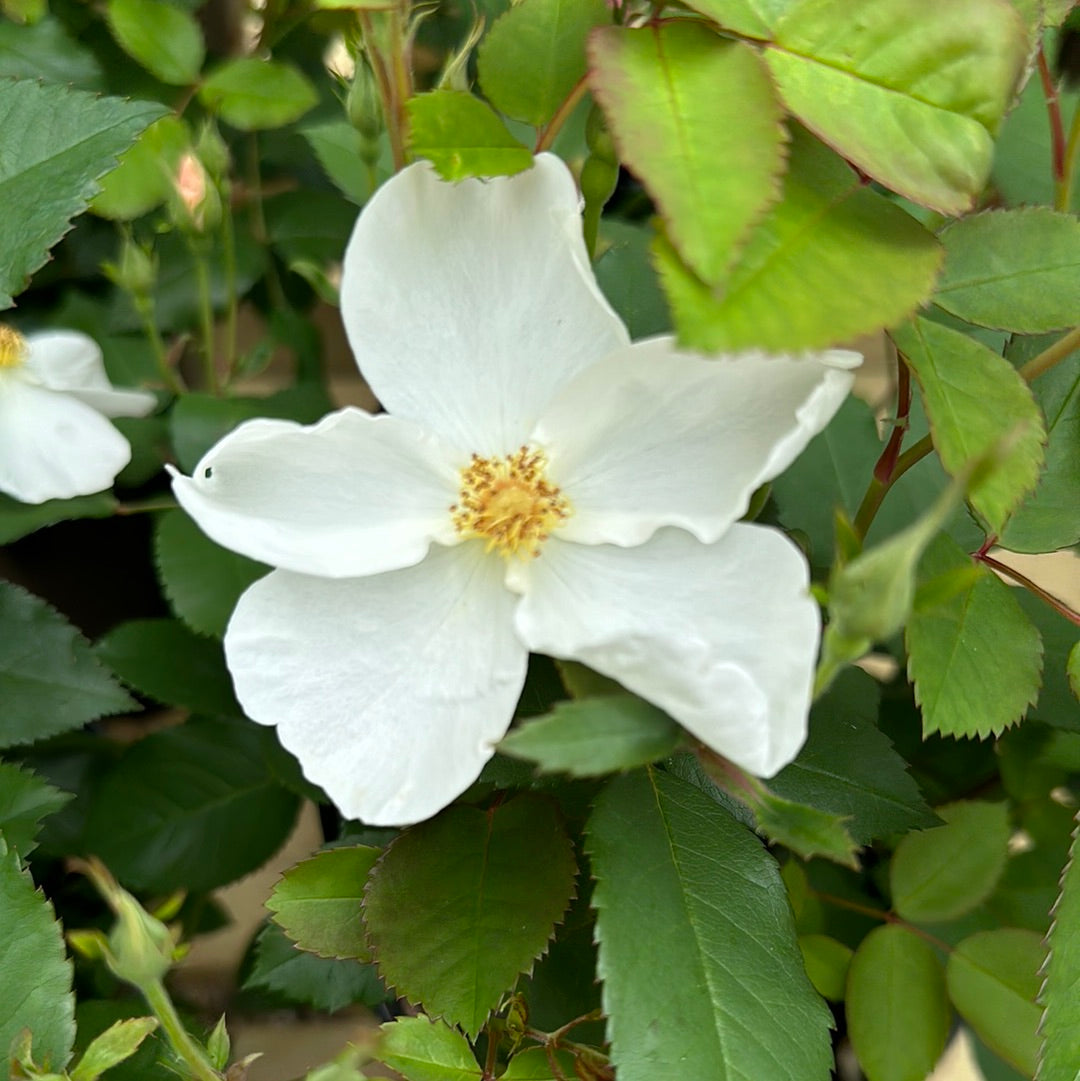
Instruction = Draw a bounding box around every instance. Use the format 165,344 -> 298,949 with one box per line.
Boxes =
171,154 -> 860,826
0,326 -> 156,504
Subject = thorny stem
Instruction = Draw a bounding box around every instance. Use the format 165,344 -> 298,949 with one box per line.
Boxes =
143,979 -> 222,1081
1018,324 -> 1080,382
1039,45 -> 1069,209
482,1029 -> 499,1081
246,137 -> 286,310
1063,101 -> 1080,211
221,191 -> 239,383
116,498 -> 179,516
810,891 -> 953,954
361,9 -> 407,171
873,355 -> 911,485
190,246 -> 219,394
851,435 -> 934,542
134,296 -> 183,395
535,75 -> 590,153
976,552 -> 1080,627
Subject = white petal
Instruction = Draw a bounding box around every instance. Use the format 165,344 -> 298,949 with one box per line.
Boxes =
171,408 -> 465,578
24,331 -> 156,417
535,338 -> 859,546
0,375 -> 132,503
226,543 -> 528,826
511,525 -> 820,777
339,153 -> 630,455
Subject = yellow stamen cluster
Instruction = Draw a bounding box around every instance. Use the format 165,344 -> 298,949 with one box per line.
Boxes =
451,446 -> 571,559
0,325 -> 26,369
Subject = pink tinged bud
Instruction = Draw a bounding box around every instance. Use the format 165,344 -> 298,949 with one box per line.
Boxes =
176,152 -> 208,225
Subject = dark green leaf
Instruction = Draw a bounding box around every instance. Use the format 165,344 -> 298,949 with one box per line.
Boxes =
590,21 -> 784,285
1070,642 -> 1080,701
301,121 -> 375,205
0,17 -> 104,89
105,0 -> 204,85
798,934 -> 852,1002
169,385 -> 334,473
375,1016 -> 481,1081
1021,591 -> 1080,731
499,695 -> 681,777
946,929 -> 1044,1076
95,618 -> 241,716
0,836 -> 74,1072
477,0 -> 609,126
1000,333 -> 1080,553
199,58 -> 317,131
586,768 -> 833,1081
891,317 -> 1045,533
934,208 -> 1080,332
846,925 -> 950,1081
0,582 -> 136,749
82,716 -> 299,892
593,219 -> 670,339
1039,810 -> 1080,1080
499,1047 -> 577,1080
655,125 -> 941,352
0,491 -> 116,544
0,80 -> 165,308
264,190 -> 357,265
364,795 -> 577,1036
155,509 -> 267,639
245,921 -> 386,1014
0,762 -> 70,856
890,800 -> 1011,923
267,846 -> 379,960
748,787 -> 859,866
770,669 -> 936,843
906,534 -> 1042,739
406,91 -> 533,181
763,0 -> 1026,213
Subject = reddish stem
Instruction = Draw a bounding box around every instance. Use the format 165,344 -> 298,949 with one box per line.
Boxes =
975,551 -> 1080,627
1039,45 -> 1067,187
873,355 -> 912,484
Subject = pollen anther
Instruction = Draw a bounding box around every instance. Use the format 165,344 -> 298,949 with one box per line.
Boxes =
0,325 -> 26,370
452,445 -> 570,558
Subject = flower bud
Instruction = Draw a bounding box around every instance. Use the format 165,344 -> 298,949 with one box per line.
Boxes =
347,59 -> 385,143
103,235 -> 157,298
171,152 -> 222,234
585,104 -> 617,166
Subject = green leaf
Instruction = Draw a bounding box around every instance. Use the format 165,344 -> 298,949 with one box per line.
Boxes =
593,219 -> 670,339
301,121 -> 375,205
71,1002 -> 173,1081
747,787 -> 859,867
1000,332 -> 1080,553
1070,642 -> 1080,701
0,17 -> 104,89
906,535 -> 1042,739
0,836 -> 75,1072
375,1016 -> 481,1081
590,21 -> 784,285
946,929 -> 1044,1076
95,618 -> 241,716
499,695 -> 681,777
655,125 -> 941,352
405,91 -> 532,181
81,716 -> 299,893
0,491 -> 116,544
155,509 -> 267,639
0,582 -> 135,750
681,0 -> 795,38
499,1048 -> 577,1080
770,669 -> 936,843
267,846 -> 379,960
199,58 -> 318,130
586,768 -> 833,1081
891,317 -> 1045,533
91,115 -> 190,220
763,0 -> 1027,213
1039,811 -> 1080,1080
798,934 -> 852,1003
169,385 -> 334,473
0,762 -> 71,857
934,209 -> 1080,333
890,800 -> 1011,923
846,925 -> 950,1081
364,795 -> 577,1036
477,0 -> 609,126
70,1018 -> 158,1081
246,921 -> 386,1014
105,0 -> 204,85
1018,592 -> 1080,731
0,80 -> 165,308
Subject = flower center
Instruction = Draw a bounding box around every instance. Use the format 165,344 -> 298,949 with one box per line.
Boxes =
0,325 -> 26,369
451,446 -> 571,559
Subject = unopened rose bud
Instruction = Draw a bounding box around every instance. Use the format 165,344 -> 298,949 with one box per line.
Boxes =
172,152 -> 221,233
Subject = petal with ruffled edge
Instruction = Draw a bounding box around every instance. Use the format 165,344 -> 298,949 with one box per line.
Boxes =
510,525 -> 819,777
0,376 -> 133,503
226,542 -> 527,826
171,409 -> 465,578
24,331 -> 156,417
339,154 -> 630,456
534,338 -> 860,547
